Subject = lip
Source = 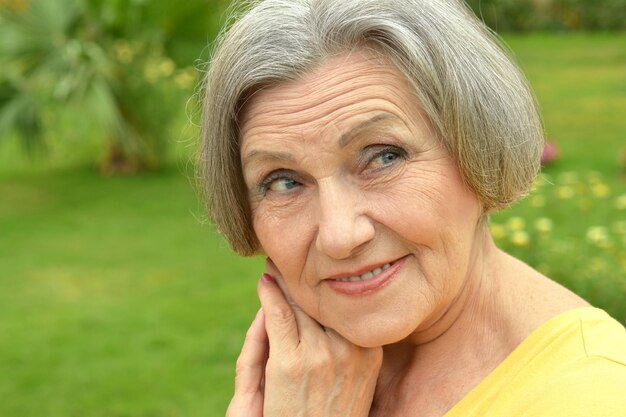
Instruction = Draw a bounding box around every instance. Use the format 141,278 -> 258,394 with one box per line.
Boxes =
324,255 -> 408,296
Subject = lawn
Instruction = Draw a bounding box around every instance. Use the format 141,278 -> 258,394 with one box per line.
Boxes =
1,33 -> 625,416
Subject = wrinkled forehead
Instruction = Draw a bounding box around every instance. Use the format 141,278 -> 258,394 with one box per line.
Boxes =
237,48 -> 427,152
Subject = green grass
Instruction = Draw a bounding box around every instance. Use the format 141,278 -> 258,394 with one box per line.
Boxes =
504,33 -> 626,173
0,167 -> 266,415
0,33 -> 625,416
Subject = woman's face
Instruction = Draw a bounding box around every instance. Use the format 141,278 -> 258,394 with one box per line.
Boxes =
240,49 -> 484,348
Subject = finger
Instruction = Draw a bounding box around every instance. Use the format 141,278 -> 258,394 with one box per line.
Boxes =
233,308 -> 269,395
264,259 -> 325,341
258,274 -> 300,352
265,258 -> 296,304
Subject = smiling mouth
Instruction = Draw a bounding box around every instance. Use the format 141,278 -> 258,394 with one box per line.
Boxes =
332,262 -> 393,282
325,257 -> 406,296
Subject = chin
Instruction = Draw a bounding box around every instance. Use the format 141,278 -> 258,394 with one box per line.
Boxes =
335,319 -> 419,348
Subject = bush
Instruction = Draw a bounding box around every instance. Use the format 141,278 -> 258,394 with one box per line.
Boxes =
464,0 -> 626,32
0,0 -> 219,173
465,0 -> 540,32
491,171 -> 626,323
550,0 -> 626,30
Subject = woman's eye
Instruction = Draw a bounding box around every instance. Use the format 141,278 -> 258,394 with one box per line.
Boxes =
259,174 -> 301,195
375,152 -> 399,165
269,178 -> 299,192
368,147 -> 405,169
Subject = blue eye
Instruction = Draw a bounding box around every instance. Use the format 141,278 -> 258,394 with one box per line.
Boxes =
259,172 -> 300,195
268,178 -> 299,192
376,152 -> 399,165
369,147 -> 405,169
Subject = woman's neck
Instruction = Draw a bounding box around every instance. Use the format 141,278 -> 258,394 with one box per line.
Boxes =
370,229 -> 589,417
370,231 -> 524,416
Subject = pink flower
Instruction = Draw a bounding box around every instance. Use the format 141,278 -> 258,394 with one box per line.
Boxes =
541,142 -> 559,165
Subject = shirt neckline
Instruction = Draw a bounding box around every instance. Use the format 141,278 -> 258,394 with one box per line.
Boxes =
443,307 -> 606,416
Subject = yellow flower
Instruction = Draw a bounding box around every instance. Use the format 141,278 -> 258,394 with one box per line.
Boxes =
158,59 -> 176,77
510,230 -> 530,247
530,195 -> 546,208
611,221 -> 626,236
534,218 -> 553,233
489,223 -> 506,240
586,226 -> 610,248
114,40 -> 134,64
506,217 -> 526,231
143,64 -> 160,83
590,183 -> 610,198
174,68 -> 197,90
615,194 -> 626,210
556,186 -> 575,199
558,171 -> 578,185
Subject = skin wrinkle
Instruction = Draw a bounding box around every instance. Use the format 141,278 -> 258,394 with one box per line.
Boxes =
241,49 -> 489,352
244,119 -> 424,208
238,54 -> 418,142
241,96 -> 411,146
243,113 -> 403,170
339,113 -> 397,148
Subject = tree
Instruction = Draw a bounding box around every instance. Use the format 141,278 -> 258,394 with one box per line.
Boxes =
0,0 -> 210,173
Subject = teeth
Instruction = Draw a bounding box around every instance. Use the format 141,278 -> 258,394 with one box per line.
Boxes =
335,263 -> 392,282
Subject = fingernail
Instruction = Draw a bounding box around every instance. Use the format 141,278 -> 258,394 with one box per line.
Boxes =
261,273 -> 274,283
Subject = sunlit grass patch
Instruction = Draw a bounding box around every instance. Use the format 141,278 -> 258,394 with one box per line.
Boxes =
491,170 -> 626,323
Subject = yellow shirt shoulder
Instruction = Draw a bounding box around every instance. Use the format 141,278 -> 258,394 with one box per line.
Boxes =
445,308 -> 626,417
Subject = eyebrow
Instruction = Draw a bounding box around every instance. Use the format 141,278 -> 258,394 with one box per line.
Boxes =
339,112 -> 399,148
242,112 -> 399,167
242,149 -> 295,167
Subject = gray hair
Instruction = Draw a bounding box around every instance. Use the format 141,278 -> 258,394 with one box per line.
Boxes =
199,0 -> 544,256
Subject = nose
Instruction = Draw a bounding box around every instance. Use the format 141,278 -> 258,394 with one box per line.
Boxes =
315,178 -> 375,259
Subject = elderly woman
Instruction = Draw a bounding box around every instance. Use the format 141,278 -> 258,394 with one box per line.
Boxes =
199,0 -> 626,416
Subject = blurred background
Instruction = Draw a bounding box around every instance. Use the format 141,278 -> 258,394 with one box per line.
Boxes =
0,0 -> 625,415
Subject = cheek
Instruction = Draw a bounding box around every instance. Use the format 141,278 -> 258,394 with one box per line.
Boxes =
368,164 -> 480,271
369,166 -> 451,231
254,208 -> 325,319
253,205 -> 313,280
378,160 -> 478,226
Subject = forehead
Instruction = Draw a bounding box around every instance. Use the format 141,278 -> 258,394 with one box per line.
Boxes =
239,48 -> 423,150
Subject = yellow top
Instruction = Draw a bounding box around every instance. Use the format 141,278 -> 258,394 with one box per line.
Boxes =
445,308 -> 626,417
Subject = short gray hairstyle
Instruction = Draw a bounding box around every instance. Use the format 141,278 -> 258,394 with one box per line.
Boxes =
199,0 -> 544,256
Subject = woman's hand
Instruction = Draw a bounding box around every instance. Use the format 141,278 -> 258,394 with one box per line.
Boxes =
226,260 -> 383,417
225,307 -> 268,417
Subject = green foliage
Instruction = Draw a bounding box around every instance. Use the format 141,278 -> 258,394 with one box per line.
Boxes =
0,78 -> 42,152
491,171 -> 626,323
465,0 -> 539,32
550,0 -> 626,30
0,0 -> 210,171
465,0 -> 626,32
